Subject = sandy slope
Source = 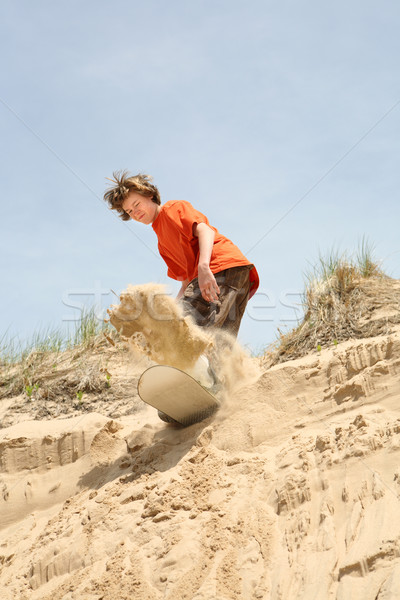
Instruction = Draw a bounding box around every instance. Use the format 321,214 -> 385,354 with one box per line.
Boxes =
2,328 -> 400,599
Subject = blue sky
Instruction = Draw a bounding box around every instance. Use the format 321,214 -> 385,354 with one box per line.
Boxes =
1,0 -> 399,354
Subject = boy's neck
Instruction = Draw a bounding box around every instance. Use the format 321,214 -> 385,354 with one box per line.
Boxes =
151,204 -> 161,224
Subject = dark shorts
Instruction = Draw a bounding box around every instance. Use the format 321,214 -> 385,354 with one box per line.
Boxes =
180,265 -> 252,338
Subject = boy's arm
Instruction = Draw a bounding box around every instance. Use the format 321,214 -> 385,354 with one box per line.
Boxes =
194,223 -> 220,302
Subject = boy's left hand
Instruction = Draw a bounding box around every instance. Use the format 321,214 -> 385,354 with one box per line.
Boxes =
198,265 -> 220,302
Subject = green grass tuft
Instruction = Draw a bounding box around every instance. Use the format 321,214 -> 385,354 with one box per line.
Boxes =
0,307 -> 110,366
264,238 -> 395,366
72,307 -> 109,348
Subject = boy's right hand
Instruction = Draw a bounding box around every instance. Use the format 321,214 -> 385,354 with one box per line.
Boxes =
198,265 -> 220,303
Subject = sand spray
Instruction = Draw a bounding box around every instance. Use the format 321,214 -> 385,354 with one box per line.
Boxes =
108,283 -> 261,402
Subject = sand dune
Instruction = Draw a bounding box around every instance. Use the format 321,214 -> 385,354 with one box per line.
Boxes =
2,318 -> 400,599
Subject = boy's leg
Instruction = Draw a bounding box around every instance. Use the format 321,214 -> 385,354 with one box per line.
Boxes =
215,266 -> 252,337
180,265 -> 252,337
178,267 -> 252,398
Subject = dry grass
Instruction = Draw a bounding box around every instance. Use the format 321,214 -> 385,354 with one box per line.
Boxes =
264,245 -> 400,367
0,309 -> 124,402
0,317 -> 147,428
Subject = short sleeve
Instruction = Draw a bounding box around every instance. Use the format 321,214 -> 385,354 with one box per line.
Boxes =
165,201 -> 208,240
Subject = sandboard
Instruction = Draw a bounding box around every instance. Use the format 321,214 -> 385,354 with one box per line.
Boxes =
138,365 -> 219,426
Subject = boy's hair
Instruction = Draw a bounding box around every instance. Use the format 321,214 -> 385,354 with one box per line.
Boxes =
103,171 -> 161,221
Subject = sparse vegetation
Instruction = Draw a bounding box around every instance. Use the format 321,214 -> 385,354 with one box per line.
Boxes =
73,308 -> 106,349
105,372 -> 112,387
265,239 -> 400,366
356,236 -> 382,278
0,307 -> 122,403
25,383 -> 39,399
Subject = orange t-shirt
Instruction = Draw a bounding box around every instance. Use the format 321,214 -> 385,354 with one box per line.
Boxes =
152,200 -> 259,298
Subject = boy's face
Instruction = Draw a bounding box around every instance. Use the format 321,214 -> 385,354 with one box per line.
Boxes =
122,191 -> 160,225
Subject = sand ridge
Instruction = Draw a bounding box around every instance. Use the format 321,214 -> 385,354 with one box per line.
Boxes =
1,322 -> 400,597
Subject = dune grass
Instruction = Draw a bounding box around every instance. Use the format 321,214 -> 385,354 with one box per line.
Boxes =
0,325 -> 66,366
265,239 -> 398,366
0,308 -> 118,400
304,237 -> 382,293
0,308 -> 111,364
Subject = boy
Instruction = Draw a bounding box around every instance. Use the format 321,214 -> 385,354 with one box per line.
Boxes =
104,172 -> 259,338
